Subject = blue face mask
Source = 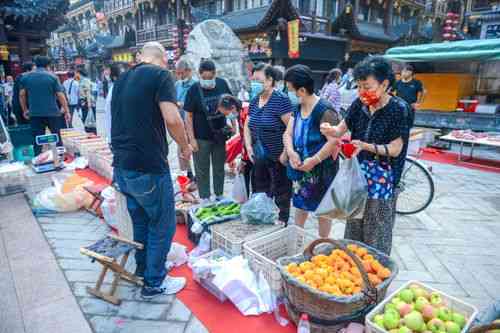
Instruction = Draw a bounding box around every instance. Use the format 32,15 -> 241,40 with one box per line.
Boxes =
200,79 -> 216,89
288,91 -> 299,105
250,81 -> 264,100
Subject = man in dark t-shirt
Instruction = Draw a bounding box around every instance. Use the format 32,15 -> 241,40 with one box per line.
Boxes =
184,59 -> 232,201
395,64 -> 425,127
111,42 -> 192,299
20,56 -> 70,156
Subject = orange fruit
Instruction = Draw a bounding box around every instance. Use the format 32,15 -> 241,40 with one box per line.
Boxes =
356,247 -> 368,257
377,268 -> 391,279
371,260 -> 383,273
363,254 -> 374,262
347,244 -> 358,252
368,273 -> 382,286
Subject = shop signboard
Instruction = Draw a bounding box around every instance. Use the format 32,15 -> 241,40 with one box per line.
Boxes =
112,52 -> 133,63
288,19 -> 300,59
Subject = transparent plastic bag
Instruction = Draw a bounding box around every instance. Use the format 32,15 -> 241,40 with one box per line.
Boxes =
34,186 -> 89,212
231,173 -> 248,203
241,193 -> 279,225
315,157 -> 368,220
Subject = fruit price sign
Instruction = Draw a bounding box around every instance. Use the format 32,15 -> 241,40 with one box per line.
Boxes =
288,19 -> 300,59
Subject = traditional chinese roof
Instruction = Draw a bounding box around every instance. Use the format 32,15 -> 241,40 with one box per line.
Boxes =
220,6 -> 271,32
218,0 -> 300,32
0,0 -> 68,21
332,5 -> 398,43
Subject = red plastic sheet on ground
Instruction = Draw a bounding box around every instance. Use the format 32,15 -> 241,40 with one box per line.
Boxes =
171,224 -> 295,333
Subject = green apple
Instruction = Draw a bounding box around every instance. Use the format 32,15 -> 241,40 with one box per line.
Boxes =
386,303 -> 398,312
445,321 -> 461,333
404,311 -> 425,331
430,292 -> 443,307
422,304 -> 438,321
437,308 -> 452,322
428,318 -> 446,333
413,288 -> 430,299
399,289 -> 415,303
392,297 -> 404,306
451,312 -> 466,329
374,314 -> 385,329
384,309 -> 401,330
415,296 -> 430,312
399,326 -> 412,333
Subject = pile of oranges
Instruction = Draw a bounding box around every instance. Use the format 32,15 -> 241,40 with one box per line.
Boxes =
286,243 -> 392,297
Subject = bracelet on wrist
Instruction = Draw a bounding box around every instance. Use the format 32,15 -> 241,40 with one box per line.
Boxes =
314,155 -> 322,164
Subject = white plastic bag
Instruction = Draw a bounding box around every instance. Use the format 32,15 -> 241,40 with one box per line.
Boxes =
84,110 -> 96,128
241,193 -> 279,225
212,256 -> 275,316
189,232 -> 211,259
72,111 -> 85,132
315,157 -> 367,220
167,242 -> 188,267
34,186 -> 88,212
231,173 -> 248,203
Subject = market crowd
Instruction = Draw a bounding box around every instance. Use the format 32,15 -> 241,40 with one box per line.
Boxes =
8,41 -> 424,299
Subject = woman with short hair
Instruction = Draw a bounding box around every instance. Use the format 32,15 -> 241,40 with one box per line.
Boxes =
283,64 -> 341,238
321,56 -> 411,255
246,65 -> 293,225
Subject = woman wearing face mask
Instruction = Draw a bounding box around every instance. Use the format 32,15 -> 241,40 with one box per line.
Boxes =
283,65 -> 341,238
184,59 -> 233,203
249,62 -> 266,100
320,56 -> 411,255
218,94 -> 255,196
245,65 -> 293,225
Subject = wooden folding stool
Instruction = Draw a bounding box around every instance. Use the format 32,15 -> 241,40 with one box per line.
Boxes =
80,234 -> 143,305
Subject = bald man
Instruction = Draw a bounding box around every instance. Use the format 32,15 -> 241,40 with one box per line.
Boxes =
111,42 -> 192,299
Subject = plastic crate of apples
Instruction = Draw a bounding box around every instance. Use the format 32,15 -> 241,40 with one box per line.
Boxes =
366,281 -> 478,333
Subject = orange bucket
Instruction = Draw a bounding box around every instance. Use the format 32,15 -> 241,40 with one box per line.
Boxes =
177,175 -> 191,193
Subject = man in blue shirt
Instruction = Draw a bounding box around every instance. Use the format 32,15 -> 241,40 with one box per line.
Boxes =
175,59 -> 196,179
20,56 -> 70,155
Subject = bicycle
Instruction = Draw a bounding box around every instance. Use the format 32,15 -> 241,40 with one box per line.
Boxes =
337,153 -> 435,215
396,155 -> 435,215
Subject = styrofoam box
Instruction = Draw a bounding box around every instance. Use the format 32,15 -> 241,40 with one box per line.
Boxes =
25,169 -> 57,200
365,280 -> 478,333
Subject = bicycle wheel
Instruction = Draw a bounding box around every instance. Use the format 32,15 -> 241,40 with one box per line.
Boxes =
396,157 -> 435,215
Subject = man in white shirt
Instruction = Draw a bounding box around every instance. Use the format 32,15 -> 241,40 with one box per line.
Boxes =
63,71 -> 80,122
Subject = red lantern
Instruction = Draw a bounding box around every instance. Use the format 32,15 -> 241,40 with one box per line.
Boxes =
446,12 -> 455,18
443,33 -> 451,38
445,19 -> 453,24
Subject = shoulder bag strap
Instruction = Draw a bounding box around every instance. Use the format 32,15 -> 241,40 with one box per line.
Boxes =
196,83 -> 217,134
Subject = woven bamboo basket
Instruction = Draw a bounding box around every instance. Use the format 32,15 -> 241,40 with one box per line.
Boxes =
277,239 -> 398,332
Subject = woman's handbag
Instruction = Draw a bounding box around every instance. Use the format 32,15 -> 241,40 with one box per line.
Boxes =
359,144 -> 394,200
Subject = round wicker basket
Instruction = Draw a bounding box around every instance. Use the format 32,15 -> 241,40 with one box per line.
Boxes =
277,238 -> 399,332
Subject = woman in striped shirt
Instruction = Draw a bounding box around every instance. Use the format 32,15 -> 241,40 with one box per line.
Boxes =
245,65 -> 293,225
320,68 -> 342,113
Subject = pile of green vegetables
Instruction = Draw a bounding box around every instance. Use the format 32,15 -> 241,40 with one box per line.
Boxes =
194,202 -> 241,223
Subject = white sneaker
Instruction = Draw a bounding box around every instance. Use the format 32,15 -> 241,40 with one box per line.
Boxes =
199,198 -> 211,205
162,276 -> 186,295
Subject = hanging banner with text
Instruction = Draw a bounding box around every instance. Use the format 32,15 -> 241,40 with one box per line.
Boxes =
288,19 -> 300,59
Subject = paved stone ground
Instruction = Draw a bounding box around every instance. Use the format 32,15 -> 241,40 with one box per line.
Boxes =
36,211 -> 207,333
6,140 -> 498,332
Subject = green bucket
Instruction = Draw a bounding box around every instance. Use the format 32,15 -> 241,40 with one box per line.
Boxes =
13,145 -> 34,162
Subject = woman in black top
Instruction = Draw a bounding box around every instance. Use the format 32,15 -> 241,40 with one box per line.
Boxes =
321,57 -> 411,255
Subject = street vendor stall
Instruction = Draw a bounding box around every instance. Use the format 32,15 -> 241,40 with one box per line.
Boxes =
384,39 -> 500,132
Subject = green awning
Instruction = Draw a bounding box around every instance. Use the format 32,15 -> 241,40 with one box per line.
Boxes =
385,39 -> 500,62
